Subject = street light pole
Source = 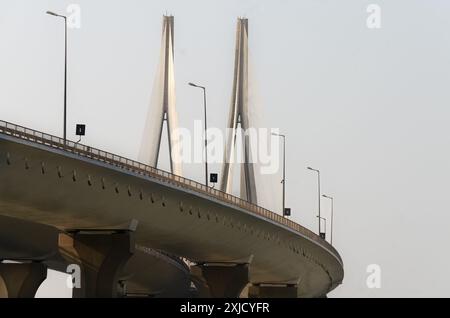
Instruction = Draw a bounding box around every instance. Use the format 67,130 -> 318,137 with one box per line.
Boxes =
272,133 -> 286,217
307,167 -> 321,234
188,82 -> 208,187
46,11 -> 68,145
323,194 -> 334,245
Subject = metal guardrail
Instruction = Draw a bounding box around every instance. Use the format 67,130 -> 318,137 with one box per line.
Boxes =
0,119 -> 341,264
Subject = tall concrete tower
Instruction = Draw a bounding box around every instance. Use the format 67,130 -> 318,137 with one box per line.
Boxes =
220,18 -> 257,204
139,15 -> 182,176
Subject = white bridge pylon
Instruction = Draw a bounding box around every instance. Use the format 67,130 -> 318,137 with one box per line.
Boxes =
139,15 -> 182,176
220,18 -> 258,205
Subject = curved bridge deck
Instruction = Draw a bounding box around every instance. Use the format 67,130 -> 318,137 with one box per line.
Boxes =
0,120 -> 343,297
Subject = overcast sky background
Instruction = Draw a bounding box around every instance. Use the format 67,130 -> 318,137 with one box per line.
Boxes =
2,0 -> 450,297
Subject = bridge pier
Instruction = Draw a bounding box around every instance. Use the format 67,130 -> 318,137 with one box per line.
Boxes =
191,263 -> 249,298
62,228 -> 135,298
0,215 -> 61,298
248,283 -> 298,298
0,262 -> 47,298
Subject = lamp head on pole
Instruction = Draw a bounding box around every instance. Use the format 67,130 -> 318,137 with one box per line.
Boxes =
46,11 -> 62,17
46,11 -> 66,19
271,132 -> 285,138
188,82 -> 205,89
307,166 -> 319,173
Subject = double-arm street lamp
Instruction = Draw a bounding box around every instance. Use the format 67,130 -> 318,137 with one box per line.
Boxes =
46,10 -> 68,145
188,82 -> 208,187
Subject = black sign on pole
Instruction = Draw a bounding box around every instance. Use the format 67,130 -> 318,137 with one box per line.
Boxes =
283,208 -> 291,217
209,173 -> 218,183
75,124 -> 86,136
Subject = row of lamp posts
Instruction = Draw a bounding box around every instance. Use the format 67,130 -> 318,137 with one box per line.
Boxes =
188,81 -> 336,245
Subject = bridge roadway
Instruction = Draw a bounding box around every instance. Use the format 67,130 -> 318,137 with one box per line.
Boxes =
0,120 -> 343,297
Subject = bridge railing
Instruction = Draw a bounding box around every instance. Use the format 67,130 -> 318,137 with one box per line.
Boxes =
0,120 -> 341,263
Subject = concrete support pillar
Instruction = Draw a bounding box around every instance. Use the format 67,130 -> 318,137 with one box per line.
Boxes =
0,263 -> 47,298
191,263 -> 249,298
248,284 -> 298,298
65,230 -> 135,298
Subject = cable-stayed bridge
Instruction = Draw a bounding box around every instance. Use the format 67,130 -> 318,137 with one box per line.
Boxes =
0,16 -> 343,298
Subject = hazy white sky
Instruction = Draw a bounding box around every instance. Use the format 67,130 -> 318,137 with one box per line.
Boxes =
2,0 -> 450,297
